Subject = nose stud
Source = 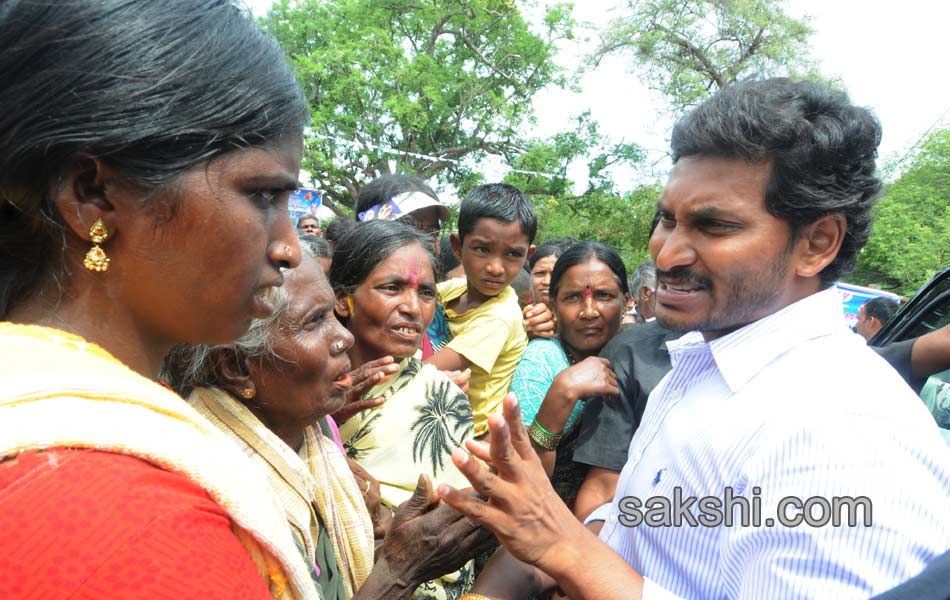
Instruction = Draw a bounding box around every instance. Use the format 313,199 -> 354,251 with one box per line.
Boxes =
331,340 -> 346,354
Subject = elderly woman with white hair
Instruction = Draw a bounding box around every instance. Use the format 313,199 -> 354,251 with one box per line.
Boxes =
163,249 -> 493,600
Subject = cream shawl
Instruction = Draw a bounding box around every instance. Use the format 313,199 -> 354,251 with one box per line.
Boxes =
189,386 -> 375,598
0,323 -> 317,600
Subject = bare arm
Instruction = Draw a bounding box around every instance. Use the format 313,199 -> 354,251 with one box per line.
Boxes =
426,346 -> 471,372
469,522 -> 607,598
911,324 -> 950,380
574,467 -> 620,522
533,358 -> 619,475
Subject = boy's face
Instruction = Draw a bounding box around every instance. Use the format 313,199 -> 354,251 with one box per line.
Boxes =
451,218 -> 534,298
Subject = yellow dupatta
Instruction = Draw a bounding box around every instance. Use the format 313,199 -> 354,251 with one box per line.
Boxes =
189,386 -> 375,598
0,323 -> 318,600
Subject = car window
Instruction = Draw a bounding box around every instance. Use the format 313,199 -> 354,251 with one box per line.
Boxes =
905,292 -> 950,339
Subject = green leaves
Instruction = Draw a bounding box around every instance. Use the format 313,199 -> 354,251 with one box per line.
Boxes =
259,0 -> 573,213
856,129 -> 950,295
591,0 -> 818,112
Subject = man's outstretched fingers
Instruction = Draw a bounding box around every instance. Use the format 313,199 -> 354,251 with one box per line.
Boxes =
503,393 -> 535,458
487,411 -> 519,479
438,484 -> 492,526
451,447 -> 504,500
464,438 -> 493,465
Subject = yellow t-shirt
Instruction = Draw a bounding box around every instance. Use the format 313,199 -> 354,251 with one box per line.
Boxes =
438,278 -> 528,436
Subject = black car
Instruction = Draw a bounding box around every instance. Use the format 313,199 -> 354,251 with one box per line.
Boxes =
871,265 -> 950,346
871,266 -> 950,443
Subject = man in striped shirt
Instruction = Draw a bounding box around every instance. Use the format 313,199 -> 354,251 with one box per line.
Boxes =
441,78 -> 950,600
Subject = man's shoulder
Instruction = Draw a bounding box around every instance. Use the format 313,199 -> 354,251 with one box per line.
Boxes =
753,331 -> 926,419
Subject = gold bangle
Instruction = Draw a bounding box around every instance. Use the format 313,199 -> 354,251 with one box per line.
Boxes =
459,595 -> 492,600
528,418 -> 562,451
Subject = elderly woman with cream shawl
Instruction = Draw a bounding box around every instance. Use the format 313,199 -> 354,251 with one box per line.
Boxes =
163,250 -> 493,599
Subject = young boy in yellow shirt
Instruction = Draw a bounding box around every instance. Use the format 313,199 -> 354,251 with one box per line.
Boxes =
427,184 -> 536,437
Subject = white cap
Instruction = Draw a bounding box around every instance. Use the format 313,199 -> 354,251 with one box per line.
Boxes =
357,191 -> 450,223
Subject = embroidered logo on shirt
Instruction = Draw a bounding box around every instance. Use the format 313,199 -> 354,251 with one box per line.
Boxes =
652,468 -> 666,487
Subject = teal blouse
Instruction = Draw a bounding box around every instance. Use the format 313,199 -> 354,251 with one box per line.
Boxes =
509,338 -> 583,433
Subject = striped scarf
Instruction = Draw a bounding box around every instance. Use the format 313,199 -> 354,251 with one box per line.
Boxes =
189,386 -> 375,598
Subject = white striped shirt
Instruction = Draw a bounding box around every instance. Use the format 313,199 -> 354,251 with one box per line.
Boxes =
592,287 -> 950,599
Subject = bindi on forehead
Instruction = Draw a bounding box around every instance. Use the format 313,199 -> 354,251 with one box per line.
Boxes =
407,256 -> 421,287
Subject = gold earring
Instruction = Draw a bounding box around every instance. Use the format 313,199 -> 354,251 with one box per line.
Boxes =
83,218 -> 111,272
240,387 -> 255,399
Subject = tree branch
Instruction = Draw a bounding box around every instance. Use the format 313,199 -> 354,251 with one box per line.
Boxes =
443,28 -> 517,86
655,23 -> 728,89
726,27 -> 765,80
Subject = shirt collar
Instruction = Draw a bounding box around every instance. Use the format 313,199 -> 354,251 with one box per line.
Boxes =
666,287 -> 847,393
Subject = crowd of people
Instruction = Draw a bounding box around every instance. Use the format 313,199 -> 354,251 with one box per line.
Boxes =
2,2 -> 950,600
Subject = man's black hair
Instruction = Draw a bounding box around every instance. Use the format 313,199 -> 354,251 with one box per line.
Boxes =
670,77 -> 882,286
457,183 -> 537,244
863,297 -> 899,327
324,217 -> 358,247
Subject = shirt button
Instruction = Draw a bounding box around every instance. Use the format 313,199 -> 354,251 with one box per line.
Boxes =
670,389 -> 681,399
608,513 -> 617,524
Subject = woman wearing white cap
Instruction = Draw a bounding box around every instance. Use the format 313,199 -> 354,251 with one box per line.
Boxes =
355,175 -> 449,243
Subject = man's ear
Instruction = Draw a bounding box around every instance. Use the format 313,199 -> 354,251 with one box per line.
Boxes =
52,154 -> 119,244
450,233 -> 463,260
793,214 -> 846,279
526,244 -> 536,261
209,346 -> 254,398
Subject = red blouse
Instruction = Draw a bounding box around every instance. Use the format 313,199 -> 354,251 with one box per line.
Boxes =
0,449 -> 272,599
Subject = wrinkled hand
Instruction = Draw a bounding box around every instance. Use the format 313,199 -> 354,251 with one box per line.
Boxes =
443,368 -> 471,395
382,475 -> 496,586
523,303 -> 556,339
347,458 -> 392,538
333,356 -> 400,424
438,394 -> 581,571
550,357 -> 618,403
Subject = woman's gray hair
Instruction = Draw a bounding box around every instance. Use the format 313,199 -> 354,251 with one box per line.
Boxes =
161,244 -> 315,396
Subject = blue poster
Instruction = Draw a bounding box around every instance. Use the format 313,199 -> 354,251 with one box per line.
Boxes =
835,282 -> 901,329
288,188 -> 322,223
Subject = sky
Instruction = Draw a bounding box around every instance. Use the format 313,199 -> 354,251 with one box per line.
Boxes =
248,0 -> 950,196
